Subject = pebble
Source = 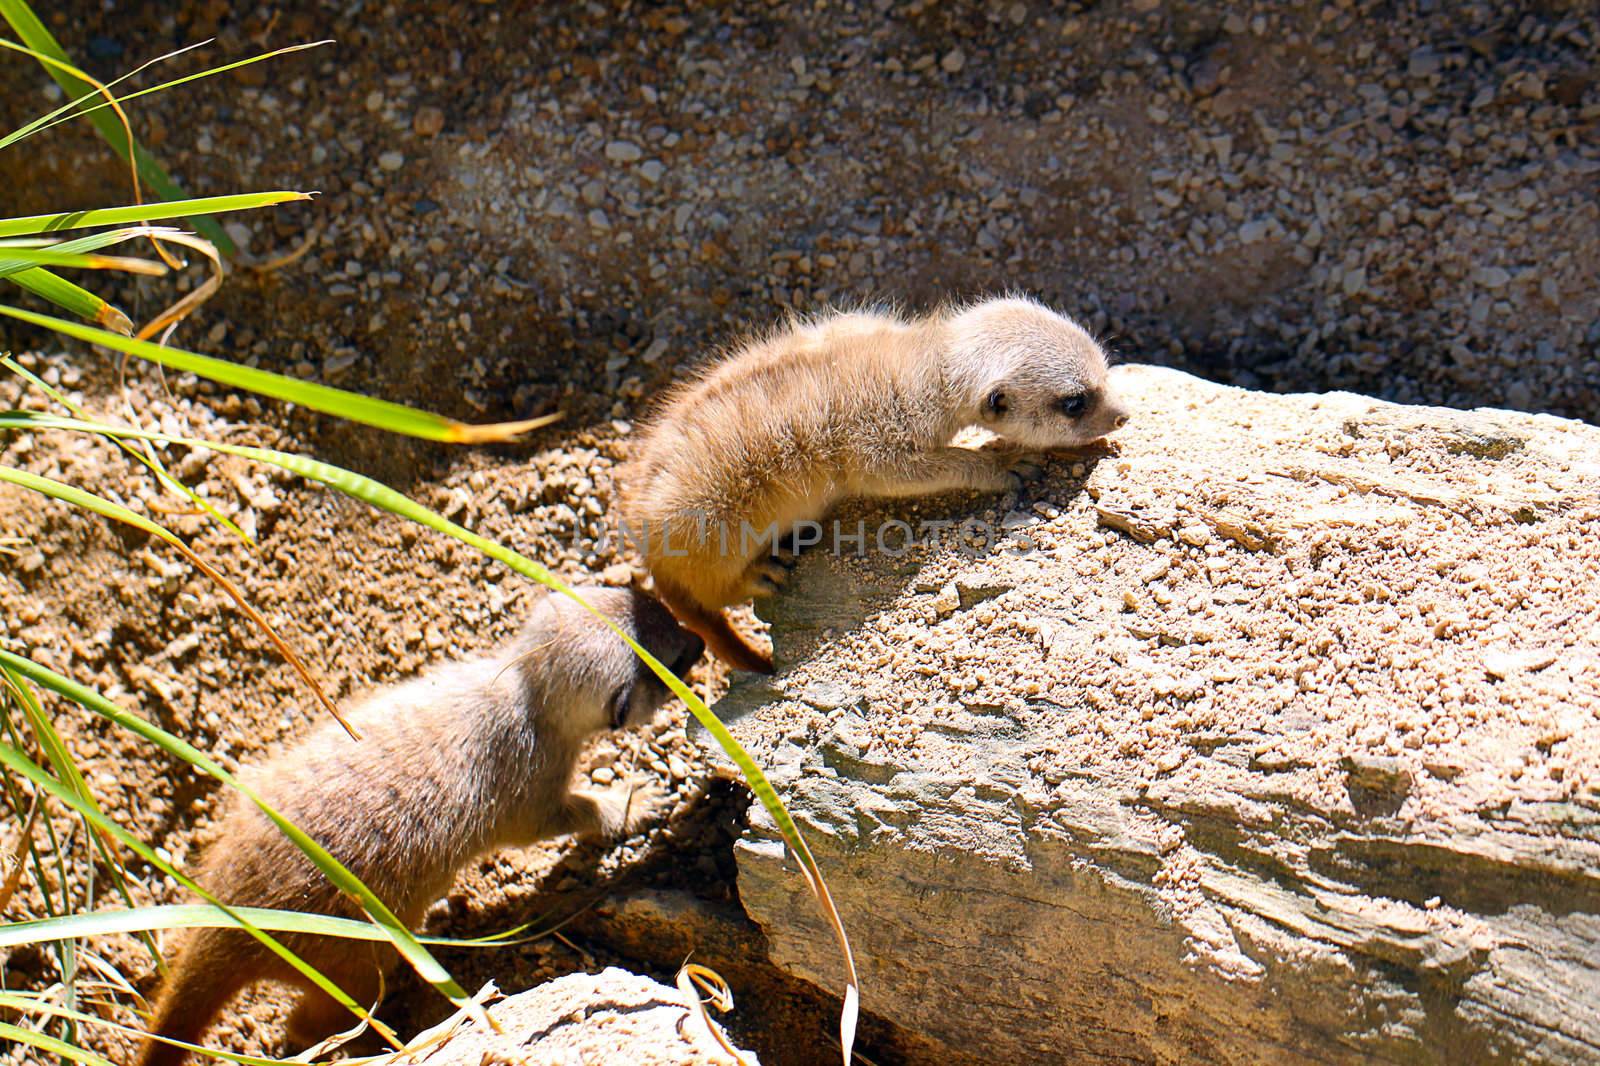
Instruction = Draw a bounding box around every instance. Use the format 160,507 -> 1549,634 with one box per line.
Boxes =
1474,266 -> 1511,289
377,151 -> 405,172
605,140 -> 643,163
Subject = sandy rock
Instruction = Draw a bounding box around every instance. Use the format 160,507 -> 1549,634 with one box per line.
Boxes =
389,968 -> 755,1065
712,366 -> 1600,1064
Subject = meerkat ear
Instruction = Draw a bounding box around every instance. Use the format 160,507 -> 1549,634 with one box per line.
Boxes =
982,388 -> 1009,423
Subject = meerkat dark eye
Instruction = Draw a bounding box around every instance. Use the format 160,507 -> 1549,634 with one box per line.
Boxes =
1057,394 -> 1088,418
985,390 -> 1009,418
607,683 -> 634,729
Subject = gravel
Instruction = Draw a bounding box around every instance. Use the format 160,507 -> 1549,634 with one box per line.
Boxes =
0,1 -> 1593,426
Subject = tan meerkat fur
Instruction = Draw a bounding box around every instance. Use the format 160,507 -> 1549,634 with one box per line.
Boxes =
136,587 -> 703,1066
621,295 -> 1130,673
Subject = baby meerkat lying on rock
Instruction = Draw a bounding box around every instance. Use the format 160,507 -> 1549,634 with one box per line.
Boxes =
137,587 -> 703,1066
622,295 -> 1130,673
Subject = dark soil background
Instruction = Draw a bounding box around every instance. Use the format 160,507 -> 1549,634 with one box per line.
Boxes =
0,1 -> 1597,1063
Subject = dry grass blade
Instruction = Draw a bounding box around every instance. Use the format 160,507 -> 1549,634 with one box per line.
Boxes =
0,792 -> 40,914
0,247 -> 167,275
348,982 -> 501,1065
675,963 -> 752,1065
127,228 -> 222,343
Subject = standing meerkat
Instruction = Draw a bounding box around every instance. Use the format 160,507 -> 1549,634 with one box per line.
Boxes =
136,587 -> 703,1066
621,295 -> 1130,673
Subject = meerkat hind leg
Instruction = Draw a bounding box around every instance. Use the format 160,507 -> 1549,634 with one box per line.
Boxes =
284,968 -> 381,1055
858,447 -> 1037,499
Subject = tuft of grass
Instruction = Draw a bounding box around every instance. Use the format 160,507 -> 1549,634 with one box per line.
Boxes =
0,13 -> 859,1066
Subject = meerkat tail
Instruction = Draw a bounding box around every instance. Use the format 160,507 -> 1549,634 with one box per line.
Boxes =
137,932 -> 248,1066
655,580 -> 774,674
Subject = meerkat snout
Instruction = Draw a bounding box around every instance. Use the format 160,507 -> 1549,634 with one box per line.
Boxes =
525,586 -> 704,733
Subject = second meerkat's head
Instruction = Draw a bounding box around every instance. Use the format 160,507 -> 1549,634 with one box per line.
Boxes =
945,296 -> 1131,449
516,586 -> 704,738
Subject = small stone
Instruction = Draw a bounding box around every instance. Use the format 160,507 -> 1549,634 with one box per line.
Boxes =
1482,648 -> 1558,679
941,48 -> 966,74
1474,266 -> 1510,289
605,140 -> 643,163
222,221 -> 253,252
1407,49 -> 1441,78
639,159 -> 665,183
377,151 -> 405,172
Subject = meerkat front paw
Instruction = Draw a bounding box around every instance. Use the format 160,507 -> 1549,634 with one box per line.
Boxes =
1004,453 -> 1045,482
586,779 -> 669,839
990,451 -> 1045,491
739,556 -> 792,598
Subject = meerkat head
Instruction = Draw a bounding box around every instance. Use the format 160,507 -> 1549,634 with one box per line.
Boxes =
944,296 -> 1130,449
516,587 -> 704,738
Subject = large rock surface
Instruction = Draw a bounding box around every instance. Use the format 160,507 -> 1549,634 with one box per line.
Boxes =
713,366 -> 1600,1064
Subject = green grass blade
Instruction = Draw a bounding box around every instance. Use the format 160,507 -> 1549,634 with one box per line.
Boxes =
4,272 -> 131,333
0,711 -> 395,1044
0,651 -> 468,1015
0,38 -> 210,150
0,3 -> 235,252
0,1019 -> 115,1066
0,309 -> 560,443
0,224 -> 186,256
0,191 -> 311,238
0,462 -> 184,547
0,248 -> 164,276
2,670 -> 160,965
1,355 -> 253,546
3,42 -> 334,151
0,903 -> 544,949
